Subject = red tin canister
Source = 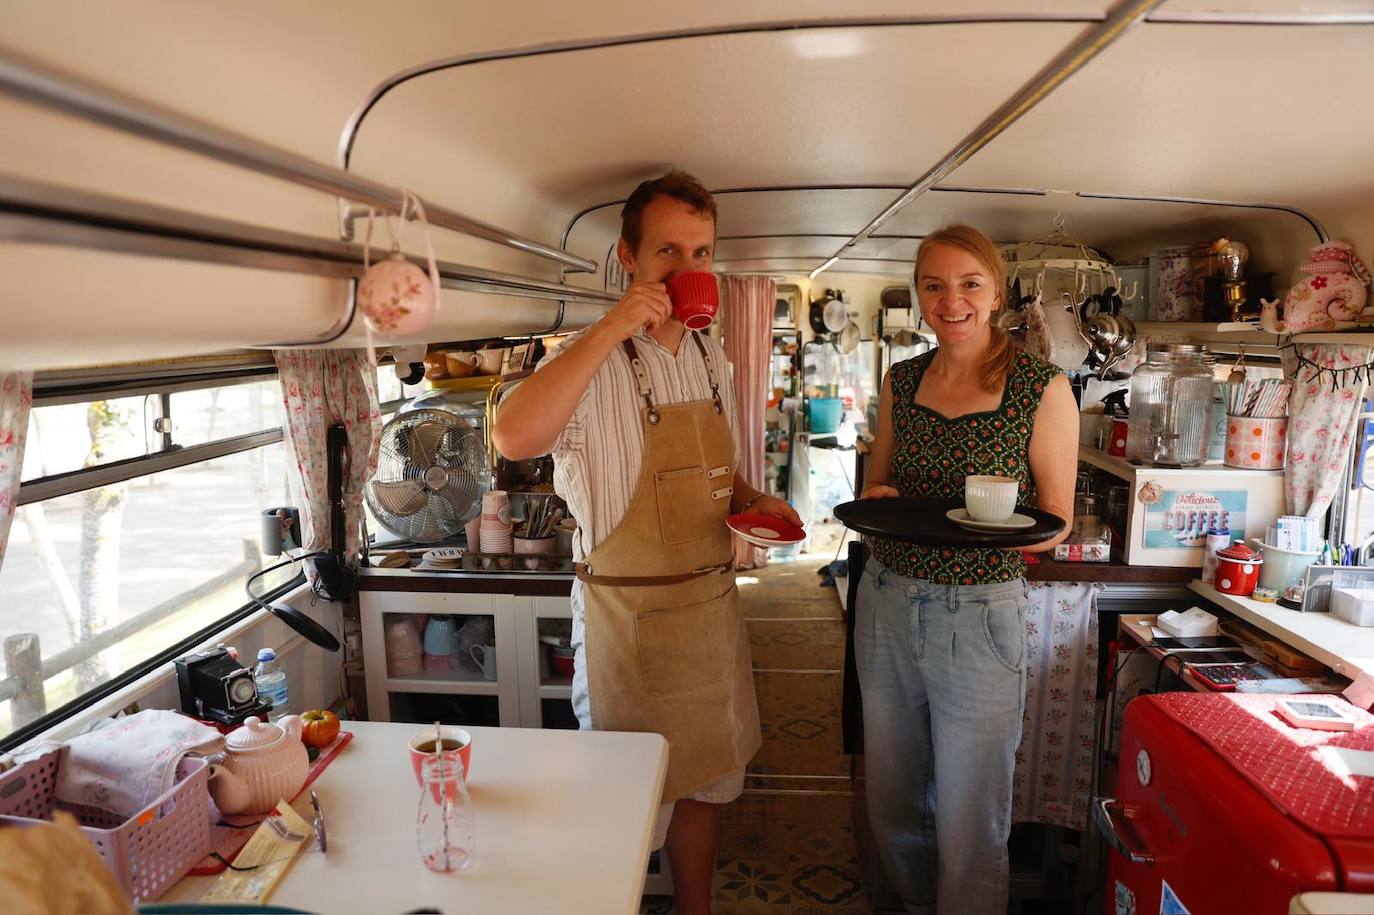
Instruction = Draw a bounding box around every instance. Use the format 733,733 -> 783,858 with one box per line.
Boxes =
1214,541 -> 1263,596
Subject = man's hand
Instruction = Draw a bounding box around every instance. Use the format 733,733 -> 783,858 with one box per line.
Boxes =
861,483 -> 901,500
749,494 -> 803,527
596,281 -> 673,343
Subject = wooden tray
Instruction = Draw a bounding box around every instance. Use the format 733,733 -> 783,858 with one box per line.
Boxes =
833,497 -> 1065,549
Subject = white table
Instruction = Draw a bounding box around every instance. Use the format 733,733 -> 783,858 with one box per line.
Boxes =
162,721 -> 667,914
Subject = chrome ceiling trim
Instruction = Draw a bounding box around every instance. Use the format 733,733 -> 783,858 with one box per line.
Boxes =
1075,191 -> 1328,242
810,0 -> 1163,278
0,46 -> 595,272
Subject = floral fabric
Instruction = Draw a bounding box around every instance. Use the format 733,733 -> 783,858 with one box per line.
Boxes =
273,350 -> 381,561
868,349 -> 1061,584
1012,581 -> 1100,831
1283,343 -> 1371,517
0,372 -> 33,574
722,275 -> 776,570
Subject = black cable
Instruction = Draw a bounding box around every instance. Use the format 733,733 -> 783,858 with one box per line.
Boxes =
243,551 -> 330,614
1152,650 -> 1185,695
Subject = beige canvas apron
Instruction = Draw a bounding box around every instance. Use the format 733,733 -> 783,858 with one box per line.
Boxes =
575,333 -> 762,803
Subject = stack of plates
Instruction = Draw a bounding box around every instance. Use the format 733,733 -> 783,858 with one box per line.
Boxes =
422,547 -> 464,569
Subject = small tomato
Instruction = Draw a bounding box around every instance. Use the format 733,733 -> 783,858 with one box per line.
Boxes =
300,709 -> 341,748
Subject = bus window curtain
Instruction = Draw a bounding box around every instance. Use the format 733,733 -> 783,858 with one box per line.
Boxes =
723,275 -> 776,570
0,372 -> 33,574
273,350 -> 381,563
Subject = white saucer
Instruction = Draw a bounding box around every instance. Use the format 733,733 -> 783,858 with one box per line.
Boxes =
422,547 -> 464,565
945,508 -> 1036,532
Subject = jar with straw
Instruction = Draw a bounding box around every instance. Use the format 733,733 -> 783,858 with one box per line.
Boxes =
1223,378 -> 1292,470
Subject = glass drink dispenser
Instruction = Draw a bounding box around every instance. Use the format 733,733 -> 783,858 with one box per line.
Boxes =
1125,343 -> 1215,467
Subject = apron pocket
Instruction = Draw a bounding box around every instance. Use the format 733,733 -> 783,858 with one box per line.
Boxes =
635,587 -> 734,697
654,465 -> 713,545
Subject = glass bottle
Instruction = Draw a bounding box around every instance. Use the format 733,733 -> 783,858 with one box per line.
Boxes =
1125,344 -> 1216,467
416,754 -> 475,873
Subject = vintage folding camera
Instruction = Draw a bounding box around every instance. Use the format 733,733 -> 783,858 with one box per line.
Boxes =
174,646 -> 271,725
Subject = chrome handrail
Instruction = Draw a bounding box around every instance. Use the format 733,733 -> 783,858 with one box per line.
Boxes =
809,0 -> 1163,278
0,46 -> 597,273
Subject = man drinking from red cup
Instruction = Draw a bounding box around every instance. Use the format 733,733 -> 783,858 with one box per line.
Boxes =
493,170 -> 800,915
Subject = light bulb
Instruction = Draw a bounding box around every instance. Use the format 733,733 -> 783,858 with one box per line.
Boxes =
1218,240 -> 1249,283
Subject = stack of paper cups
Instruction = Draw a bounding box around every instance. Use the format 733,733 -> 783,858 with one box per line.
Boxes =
480,490 -> 513,559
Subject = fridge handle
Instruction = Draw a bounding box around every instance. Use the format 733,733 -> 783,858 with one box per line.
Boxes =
1093,797 -> 1156,865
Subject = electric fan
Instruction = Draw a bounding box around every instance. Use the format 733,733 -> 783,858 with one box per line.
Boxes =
366,408 -> 490,542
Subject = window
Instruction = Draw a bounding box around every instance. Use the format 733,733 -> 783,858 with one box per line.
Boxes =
1,376 -> 297,745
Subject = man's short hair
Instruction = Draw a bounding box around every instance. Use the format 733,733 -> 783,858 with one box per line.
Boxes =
620,170 -> 717,252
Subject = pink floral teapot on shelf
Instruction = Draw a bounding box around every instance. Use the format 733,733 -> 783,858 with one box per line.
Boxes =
1260,241 -> 1372,335
206,715 -> 309,815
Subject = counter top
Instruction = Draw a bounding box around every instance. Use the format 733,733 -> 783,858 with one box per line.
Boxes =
1189,580 -> 1374,678
359,565 -> 573,596
163,721 -> 666,914
1025,556 -> 1198,584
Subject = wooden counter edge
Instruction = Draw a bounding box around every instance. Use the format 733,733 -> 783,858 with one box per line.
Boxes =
1025,557 -> 1197,583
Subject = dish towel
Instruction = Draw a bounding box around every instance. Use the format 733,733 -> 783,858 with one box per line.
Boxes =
1012,581 -> 1102,831
54,709 -> 224,818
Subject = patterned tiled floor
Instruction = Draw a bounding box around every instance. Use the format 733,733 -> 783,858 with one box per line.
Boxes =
642,557 -> 867,914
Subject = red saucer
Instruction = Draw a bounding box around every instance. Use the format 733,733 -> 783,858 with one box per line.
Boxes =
727,513 -> 805,547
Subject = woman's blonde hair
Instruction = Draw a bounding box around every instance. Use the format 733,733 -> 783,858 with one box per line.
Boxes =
914,224 -> 1017,394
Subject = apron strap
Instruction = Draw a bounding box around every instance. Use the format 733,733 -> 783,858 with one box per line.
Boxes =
689,332 -> 725,415
620,339 -> 661,425
575,561 -> 731,587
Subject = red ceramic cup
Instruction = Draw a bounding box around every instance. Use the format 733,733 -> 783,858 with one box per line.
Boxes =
666,272 -> 719,330
409,726 -> 473,795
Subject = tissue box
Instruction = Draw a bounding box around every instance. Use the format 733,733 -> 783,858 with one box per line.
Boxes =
1156,607 -> 1220,637
1330,587 -> 1374,627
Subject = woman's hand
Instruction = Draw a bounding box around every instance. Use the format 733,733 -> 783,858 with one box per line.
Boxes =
861,483 -> 901,500
749,494 -> 804,527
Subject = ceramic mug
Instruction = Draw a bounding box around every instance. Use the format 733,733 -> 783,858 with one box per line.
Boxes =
476,348 -> 506,375
965,475 -> 1018,523
666,272 -> 720,330
445,352 -> 477,378
469,644 -> 497,681
409,726 -> 473,790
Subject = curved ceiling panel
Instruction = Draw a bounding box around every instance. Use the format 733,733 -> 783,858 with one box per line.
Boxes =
348,22 -> 1086,230
954,22 -> 1374,236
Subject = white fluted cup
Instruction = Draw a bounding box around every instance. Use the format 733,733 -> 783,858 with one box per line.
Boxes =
965,475 -> 1019,523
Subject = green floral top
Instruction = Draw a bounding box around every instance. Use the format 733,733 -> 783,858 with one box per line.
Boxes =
869,348 -> 1062,585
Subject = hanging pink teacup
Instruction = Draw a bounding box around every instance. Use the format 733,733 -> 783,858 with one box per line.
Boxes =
357,192 -> 441,338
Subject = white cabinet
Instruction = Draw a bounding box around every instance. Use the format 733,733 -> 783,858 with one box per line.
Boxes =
359,588 -> 573,729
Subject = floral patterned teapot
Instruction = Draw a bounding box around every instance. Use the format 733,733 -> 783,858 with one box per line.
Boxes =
207,715 -> 309,815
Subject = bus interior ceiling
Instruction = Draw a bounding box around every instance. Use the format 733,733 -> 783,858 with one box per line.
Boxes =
1,1 -> 1371,372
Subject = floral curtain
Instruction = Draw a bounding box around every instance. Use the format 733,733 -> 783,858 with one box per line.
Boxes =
0,372 -> 33,574
1012,581 -> 1101,831
723,275 -> 776,570
1283,343 -> 1371,517
273,350 -> 381,562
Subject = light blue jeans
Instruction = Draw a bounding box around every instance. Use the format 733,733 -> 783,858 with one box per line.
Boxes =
854,556 -> 1028,915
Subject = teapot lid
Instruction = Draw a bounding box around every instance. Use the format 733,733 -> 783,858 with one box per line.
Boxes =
1217,541 -> 1261,562
225,716 -> 284,751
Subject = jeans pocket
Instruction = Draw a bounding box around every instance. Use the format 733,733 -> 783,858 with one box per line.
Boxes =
908,593 -> 926,662
981,594 -> 1027,672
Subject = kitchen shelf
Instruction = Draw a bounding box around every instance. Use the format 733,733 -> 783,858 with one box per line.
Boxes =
1133,321 -> 1374,348
1078,446 -> 1283,481
539,676 -> 573,700
384,672 -> 500,695
1189,580 -> 1374,679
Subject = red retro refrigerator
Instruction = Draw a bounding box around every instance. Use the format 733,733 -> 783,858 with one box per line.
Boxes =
1096,692 -> 1374,915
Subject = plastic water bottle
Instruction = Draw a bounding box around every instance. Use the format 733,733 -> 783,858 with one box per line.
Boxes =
253,648 -> 290,722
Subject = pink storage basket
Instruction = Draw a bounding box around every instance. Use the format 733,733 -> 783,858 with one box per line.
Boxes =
0,747 -> 212,902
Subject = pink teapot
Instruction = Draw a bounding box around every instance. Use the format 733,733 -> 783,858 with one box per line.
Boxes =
207,715 -> 309,815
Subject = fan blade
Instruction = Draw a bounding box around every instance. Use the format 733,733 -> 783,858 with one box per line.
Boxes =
438,482 -> 481,526
371,480 -> 426,516
409,421 -> 446,467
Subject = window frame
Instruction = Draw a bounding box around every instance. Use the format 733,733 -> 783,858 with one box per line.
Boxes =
2,364 -> 302,750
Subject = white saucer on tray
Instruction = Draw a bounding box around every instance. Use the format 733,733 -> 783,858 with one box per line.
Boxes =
945,507 -> 1036,532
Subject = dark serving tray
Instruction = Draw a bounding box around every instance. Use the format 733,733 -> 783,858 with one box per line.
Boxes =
833,497 -> 1066,549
